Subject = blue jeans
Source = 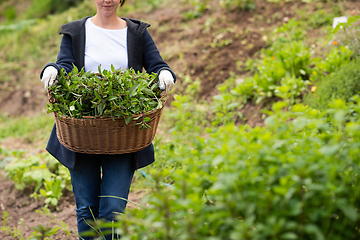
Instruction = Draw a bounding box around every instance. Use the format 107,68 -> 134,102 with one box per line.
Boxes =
69,153 -> 136,240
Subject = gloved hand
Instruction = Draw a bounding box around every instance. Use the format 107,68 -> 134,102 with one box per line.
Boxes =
41,66 -> 58,89
158,70 -> 175,94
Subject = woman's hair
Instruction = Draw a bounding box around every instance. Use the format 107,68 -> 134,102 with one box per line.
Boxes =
120,0 -> 126,7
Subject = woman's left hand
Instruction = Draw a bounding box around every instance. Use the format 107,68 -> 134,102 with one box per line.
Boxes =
158,70 -> 175,94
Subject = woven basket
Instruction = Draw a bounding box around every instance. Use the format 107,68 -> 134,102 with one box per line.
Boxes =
53,103 -> 165,154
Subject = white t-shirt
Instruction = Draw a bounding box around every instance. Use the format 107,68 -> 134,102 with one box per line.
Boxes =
84,18 -> 128,73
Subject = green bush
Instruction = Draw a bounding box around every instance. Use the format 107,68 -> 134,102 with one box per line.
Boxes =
252,40 -> 311,104
232,19 -> 312,104
112,98 -> 360,240
305,57 -> 360,109
274,75 -> 310,104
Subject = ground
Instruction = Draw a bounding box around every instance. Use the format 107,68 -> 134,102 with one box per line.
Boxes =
0,170 -> 144,239
1,0 -> 360,239
0,171 -> 78,239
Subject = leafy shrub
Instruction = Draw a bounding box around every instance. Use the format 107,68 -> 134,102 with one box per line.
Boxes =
231,77 -> 255,100
211,84 -> 244,125
233,19 -> 312,104
168,75 -> 245,129
274,75 -> 310,104
304,57 -> 360,109
233,18 -> 358,107
253,56 -> 287,98
275,41 -> 311,78
252,40 -> 311,104
111,98 -> 360,240
167,94 -> 209,135
269,19 -> 311,79
313,45 -> 353,75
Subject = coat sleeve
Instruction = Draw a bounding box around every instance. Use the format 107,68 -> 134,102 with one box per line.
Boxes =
40,34 -> 75,79
142,29 -> 177,82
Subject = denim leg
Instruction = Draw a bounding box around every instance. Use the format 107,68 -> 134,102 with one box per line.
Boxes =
70,153 -> 136,240
99,153 -> 136,240
69,153 -> 102,240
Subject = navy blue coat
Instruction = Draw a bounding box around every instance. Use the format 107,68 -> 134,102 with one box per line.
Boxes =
41,17 -> 176,169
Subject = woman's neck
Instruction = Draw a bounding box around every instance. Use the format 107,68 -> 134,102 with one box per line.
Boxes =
91,14 -> 126,29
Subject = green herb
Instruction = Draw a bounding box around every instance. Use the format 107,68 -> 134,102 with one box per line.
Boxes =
46,66 -> 164,129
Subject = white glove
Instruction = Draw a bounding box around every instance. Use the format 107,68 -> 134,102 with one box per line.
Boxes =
41,66 -> 58,89
158,70 -> 175,94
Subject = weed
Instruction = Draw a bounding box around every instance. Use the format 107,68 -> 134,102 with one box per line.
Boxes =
4,152 -> 71,208
1,211 -> 11,236
28,225 -> 60,240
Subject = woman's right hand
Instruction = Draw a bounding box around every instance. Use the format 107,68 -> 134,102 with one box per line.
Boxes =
41,66 -> 58,88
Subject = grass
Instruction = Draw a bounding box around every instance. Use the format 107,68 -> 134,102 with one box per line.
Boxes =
0,113 -> 54,143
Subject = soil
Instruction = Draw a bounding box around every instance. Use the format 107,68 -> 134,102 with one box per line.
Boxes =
0,171 -> 78,239
1,0 -> 360,239
0,169 -> 145,239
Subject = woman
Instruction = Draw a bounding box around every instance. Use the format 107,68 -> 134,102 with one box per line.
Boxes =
40,0 -> 176,239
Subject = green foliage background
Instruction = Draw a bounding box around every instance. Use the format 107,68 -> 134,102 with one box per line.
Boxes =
0,0 -> 360,239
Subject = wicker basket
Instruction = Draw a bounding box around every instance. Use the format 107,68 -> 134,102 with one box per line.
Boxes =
53,103 -> 165,154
